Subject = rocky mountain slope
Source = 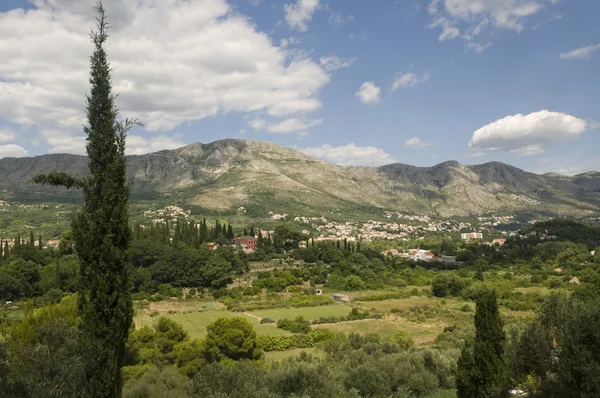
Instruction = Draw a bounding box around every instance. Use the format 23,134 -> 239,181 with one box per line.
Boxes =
0,139 -> 598,217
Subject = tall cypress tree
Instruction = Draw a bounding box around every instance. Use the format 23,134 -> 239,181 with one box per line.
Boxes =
34,3 -> 137,396
456,289 -> 507,397
38,232 -> 43,251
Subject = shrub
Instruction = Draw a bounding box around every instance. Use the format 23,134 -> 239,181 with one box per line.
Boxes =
277,316 -> 311,334
260,317 -> 275,324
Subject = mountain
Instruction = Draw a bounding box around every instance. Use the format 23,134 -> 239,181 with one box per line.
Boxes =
0,139 -> 599,218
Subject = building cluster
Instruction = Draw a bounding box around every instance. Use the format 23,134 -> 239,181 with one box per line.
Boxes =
144,206 -> 191,223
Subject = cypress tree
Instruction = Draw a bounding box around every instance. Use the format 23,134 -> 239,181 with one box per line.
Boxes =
4,239 -> 9,260
29,230 -> 35,248
456,289 -> 507,397
227,224 -> 234,240
38,232 -> 43,250
243,228 -> 248,236
249,225 -> 255,237
34,3 -> 137,395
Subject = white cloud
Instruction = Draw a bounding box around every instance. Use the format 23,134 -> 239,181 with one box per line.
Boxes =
468,110 -> 588,155
280,37 -> 300,47
284,0 -> 321,31
429,16 -> 460,41
248,117 -> 321,133
510,144 -> 544,156
392,72 -> 430,90
405,137 -> 433,147
0,129 -> 15,143
319,56 -> 355,72
44,132 -> 87,154
427,0 -> 552,50
126,134 -> 187,155
466,41 -> 492,53
328,12 -> 353,28
355,82 -> 381,105
0,144 -> 28,159
0,0 -> 333,152
299,143 -> 396,166
560,43 -> 600,60
249,0 -> 263,6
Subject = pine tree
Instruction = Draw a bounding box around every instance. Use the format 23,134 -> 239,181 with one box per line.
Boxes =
34,3 -> 137,395
456,289 -> 507,398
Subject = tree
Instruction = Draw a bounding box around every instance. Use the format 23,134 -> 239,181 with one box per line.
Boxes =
34,3 -> 138,396
456,289 -> 507,397
203,317 -> 263,362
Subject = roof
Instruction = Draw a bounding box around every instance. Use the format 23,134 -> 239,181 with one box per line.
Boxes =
235,235 -> 256,240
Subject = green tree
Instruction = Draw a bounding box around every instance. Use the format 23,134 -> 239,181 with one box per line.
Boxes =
203,317 -> 263,362
456,289 -> 507,397
34,3 -> 138,396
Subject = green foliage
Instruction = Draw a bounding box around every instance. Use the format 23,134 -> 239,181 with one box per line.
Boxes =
32,4 -> 137,396
509,293 -> 600,397
456,289 -> 507,398
432,273 -> 466,297
0,295 -> 84,397
277,316 -> 311,334
203,317 -> 263,362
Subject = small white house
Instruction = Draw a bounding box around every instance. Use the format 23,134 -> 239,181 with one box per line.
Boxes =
408,249 -> 435,262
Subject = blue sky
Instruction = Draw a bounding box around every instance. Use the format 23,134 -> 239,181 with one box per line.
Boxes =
0,0 -> 598,174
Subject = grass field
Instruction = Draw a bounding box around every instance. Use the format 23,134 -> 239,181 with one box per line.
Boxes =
133,300 -> 292,339
251,304 -> 351,321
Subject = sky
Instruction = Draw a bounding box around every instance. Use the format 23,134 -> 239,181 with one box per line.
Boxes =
0,0 -> 599,175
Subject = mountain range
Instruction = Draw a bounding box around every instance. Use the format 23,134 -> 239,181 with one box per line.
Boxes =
0,139 -> 599,218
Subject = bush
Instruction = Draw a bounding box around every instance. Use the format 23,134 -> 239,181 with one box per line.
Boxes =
260,317 -> 275,324
277,316 -> 311,334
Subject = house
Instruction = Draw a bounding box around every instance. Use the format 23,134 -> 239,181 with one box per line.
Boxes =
461,232 -> 483,242
46,239 -> 60,248
332,294 -> 349,302
569,277 -> 581,285
408,249 -> 435,262
234,235 -> 256,250
206,242 -> 217,251
492,238 -> 506,246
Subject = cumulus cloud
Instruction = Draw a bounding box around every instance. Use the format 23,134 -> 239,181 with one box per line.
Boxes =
0,144 -> 28,159
392,72 -> 430,90
405,137 -> 433,147
284,0 -> 321,31
126,134 -> 187,155
560,43 -> 600,60
299,143 -> 396,166
280,37 -> 300,47
0,129 -> 15,143
355,82 -> 381,105
468,110 -> 588,155
319,56 -> 355,72
0,0 -> 334,154
427,0 -> 552,51
248,117 -> 321,133
44,133 -> 87,154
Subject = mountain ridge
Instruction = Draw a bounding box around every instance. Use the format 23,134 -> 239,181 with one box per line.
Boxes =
0,139 -> 598,217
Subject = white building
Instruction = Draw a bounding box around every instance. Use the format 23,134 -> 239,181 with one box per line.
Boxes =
408,249 -> 435,262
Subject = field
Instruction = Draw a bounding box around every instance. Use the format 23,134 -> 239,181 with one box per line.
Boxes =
251,304 -> 351,321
